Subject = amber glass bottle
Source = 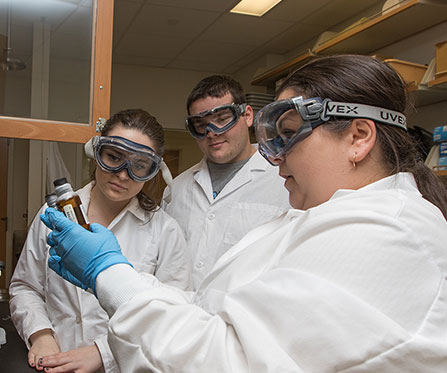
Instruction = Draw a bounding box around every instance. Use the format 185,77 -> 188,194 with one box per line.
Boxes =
53,178 -> 90,230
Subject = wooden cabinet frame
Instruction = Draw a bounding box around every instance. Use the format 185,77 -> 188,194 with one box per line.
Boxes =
0,0 -> 113,144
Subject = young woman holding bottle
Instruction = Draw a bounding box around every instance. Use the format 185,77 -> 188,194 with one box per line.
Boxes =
9,109 -> 190,372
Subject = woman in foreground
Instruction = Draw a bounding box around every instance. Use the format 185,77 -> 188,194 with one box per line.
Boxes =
41,55 -> 447,372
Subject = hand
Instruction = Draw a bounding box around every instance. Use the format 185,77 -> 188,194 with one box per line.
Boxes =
39,345 -> 103,373
41,208 -> 132,294
28,329 -> 60,370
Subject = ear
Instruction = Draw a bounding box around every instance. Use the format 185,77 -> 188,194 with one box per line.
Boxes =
244,104 -> 254,128
348,119 -> 377,163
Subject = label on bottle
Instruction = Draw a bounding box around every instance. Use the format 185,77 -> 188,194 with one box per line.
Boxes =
63,204 -> 79,224
79,204 -> 90,224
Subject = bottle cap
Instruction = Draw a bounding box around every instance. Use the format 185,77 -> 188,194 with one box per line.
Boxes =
53,177 -> 68,187
45,193 -> 58,207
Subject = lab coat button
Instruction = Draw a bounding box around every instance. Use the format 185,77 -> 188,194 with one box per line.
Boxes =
75,316 -> 81,324
196,261 -> 204,269
208,213 -> 215,220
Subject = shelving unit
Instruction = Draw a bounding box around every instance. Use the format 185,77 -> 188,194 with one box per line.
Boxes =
434,170 -> 447,187
410,84 -> 447,107
251,0 -> 447,87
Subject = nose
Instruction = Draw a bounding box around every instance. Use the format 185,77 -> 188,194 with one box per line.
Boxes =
269,154 -> 285,166
116,168 -> 130,181
205,128 -> 218,138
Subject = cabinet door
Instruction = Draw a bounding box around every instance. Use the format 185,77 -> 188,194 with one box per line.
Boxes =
0,0 -> 113,144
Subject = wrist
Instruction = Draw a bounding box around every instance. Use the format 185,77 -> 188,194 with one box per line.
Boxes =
29,329 -> 54,345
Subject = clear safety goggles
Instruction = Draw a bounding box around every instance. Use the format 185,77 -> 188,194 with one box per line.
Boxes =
254,96 -> 407,165
84,136 -> 162,182
185,103 -> 247,138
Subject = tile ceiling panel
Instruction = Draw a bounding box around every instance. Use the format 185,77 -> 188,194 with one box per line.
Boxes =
113,1 -> 142,32
300,0 -> 383,27
198,13 -> 293,46
168,59 -> 227,73
112,54 -> 172,67
175,39 -> 253,67
144,0 -> 239,12
115,32 -> 190,59
261,22 -> 327,55
129,4 -> 221,38
264,0 -> 332,22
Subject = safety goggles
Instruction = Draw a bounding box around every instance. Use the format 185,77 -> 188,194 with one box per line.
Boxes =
254,96 -> 407,165
84,136 -> 162,182
185,103 -> 247,138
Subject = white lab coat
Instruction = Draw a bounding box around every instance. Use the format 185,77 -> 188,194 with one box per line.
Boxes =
9,182 -> 190,373
162,149 -> 291,289
96,173 -> 447,372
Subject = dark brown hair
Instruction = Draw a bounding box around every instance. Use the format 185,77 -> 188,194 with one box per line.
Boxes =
278,54 -> 447,218
186,75 -> 246,114
94,108 -> 165,212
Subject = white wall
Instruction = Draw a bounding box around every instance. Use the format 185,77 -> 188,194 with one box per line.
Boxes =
111,64 -> 221,130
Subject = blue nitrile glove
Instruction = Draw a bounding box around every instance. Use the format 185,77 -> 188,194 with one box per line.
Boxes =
41,208 -> 132,295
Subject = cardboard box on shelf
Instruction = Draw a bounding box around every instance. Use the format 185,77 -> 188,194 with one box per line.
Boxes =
384,59 -> 428,89
435,40 -> 447,74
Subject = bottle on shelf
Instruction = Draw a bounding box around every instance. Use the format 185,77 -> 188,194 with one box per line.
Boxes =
53,177 -> 90,230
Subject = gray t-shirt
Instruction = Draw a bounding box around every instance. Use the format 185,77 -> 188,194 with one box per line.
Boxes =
207,158 -> 250,199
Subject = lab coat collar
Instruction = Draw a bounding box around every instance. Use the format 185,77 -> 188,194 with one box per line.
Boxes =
330,172 -> 419,201
193,147 -> 272,202
283,173 -> 419,219
76,181 -> 148,225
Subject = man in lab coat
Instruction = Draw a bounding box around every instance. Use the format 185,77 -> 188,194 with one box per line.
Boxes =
162,75 -> 290,290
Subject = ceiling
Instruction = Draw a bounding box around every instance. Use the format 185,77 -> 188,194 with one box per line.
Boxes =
113,0 -> 385,74
0,0 -> 387,76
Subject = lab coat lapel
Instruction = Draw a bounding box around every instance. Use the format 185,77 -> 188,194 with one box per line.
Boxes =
193,158 -> 214,204
217,151 -> 267,200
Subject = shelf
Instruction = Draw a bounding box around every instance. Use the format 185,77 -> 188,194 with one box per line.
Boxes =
410,84 -> 447,107
252,0 -> 447,87
428,74 -> 447,88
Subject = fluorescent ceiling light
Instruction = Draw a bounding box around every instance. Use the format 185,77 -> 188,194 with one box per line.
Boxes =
230,0 -> 282,17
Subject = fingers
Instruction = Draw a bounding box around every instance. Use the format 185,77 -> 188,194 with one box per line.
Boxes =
39,354 -> 75,372
28,350 -> 37,368
47,231 -> 57,247
48,247 -> 60,258
48,254 -> 62,275
41,208 -> 74,232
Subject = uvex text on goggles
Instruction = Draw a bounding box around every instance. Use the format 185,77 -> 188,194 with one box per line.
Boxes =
185,103 -> 247,138
84,136 -> 162,182
254,96 -> 407,164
